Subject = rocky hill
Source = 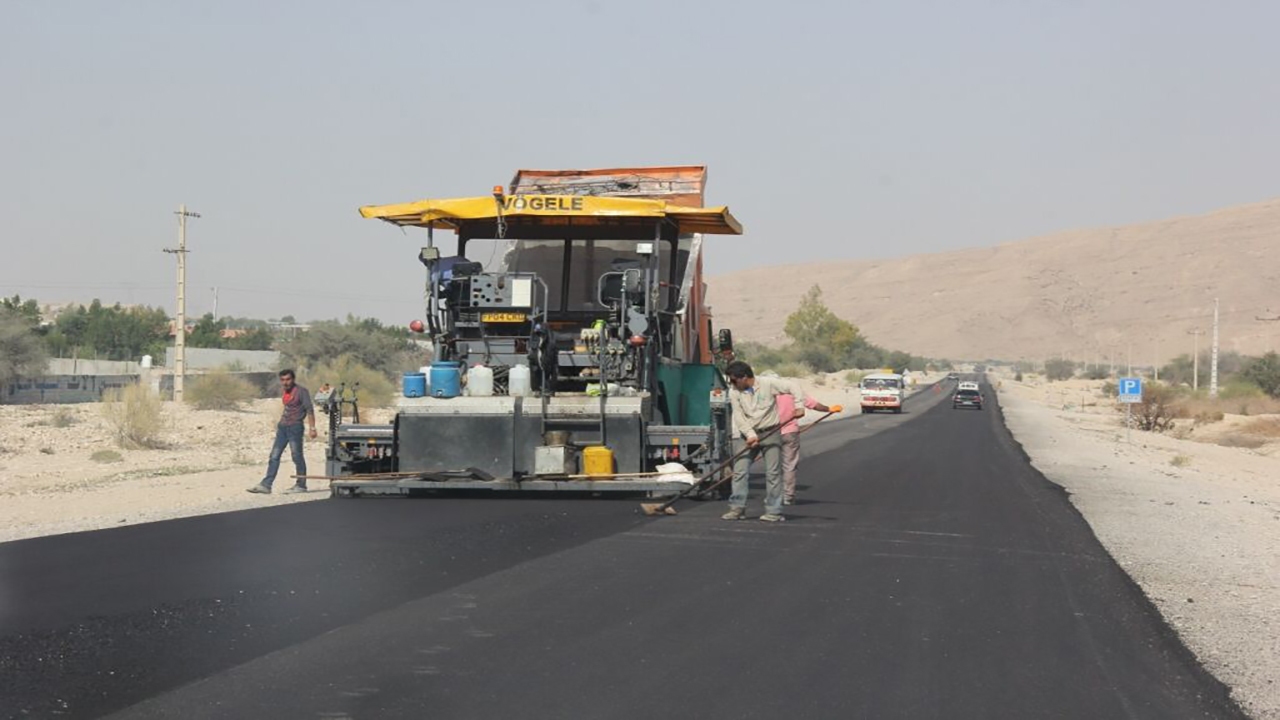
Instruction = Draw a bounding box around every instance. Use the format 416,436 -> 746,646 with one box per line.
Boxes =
707,198 -> 1280,366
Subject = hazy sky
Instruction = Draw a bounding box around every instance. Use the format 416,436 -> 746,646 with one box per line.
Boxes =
3,0 -> 1278,324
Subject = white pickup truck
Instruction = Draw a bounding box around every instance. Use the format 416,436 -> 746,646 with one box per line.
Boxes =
859,373 -> 905,414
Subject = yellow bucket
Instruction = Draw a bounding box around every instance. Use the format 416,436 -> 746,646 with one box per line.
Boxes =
582,446 -> 614,476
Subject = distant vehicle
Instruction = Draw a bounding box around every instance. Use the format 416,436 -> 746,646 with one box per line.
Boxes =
859,373 -> 905,414
946,373 -> 959,381
957,381 -> 980,392
953,387 -> 984,410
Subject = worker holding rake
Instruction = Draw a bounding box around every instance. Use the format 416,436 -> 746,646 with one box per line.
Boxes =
723,361 -> 839,523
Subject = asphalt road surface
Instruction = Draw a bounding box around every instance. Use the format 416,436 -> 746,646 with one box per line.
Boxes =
0,381 -> 1246,719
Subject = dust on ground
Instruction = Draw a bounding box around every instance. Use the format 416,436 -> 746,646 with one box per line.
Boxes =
996,372 -> 1280,720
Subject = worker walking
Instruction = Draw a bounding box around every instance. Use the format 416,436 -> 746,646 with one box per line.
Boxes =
248,369 -> 317,495
723,361 -> 838,522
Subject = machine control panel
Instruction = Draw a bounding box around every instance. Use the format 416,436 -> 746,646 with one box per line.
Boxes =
465,274 -> 534,308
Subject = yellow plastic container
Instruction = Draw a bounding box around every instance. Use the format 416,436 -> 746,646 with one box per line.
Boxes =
582,446 -> 615,476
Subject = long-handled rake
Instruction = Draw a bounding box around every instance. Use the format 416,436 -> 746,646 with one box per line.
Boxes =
639,409 -> 838,517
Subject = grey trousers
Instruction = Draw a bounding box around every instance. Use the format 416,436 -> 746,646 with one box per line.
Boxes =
781,432 -> 801,499
728,430 -> 784,515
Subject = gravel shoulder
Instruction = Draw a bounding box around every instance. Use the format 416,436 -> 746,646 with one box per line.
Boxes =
996,374 -> 1280,720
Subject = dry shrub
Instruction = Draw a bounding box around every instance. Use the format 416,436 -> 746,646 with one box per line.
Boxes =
1175,393 -> 1280,422
187,370 -> 256,411
1122,383 -> 1178,433
1230,395 -> 1280,416
771,361 -> 811,379
90,449 -> 123,463
50,407 -> 77,427
300,355 -> 394,408
101,384 -> 165,449
1169,454 -> 1191,467
1215,434 -> 1268,449
1240,417 -> 1280,439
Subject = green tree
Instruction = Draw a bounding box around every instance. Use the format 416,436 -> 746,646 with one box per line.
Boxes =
46,300 -> 170,360
1243,351 -> 1280,398
188,313 -> 227,349
0,312 -> 49,390
226,327 -> 274,351
783,285 -> 859,372
1,295 -> 42,328
279,317 -> 418,378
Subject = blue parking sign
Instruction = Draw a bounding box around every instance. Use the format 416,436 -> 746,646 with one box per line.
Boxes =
1118,377 -> 1143,403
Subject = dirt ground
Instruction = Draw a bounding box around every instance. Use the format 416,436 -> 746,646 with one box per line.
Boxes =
0,399 -> 383,543
996,371 -> 1280,720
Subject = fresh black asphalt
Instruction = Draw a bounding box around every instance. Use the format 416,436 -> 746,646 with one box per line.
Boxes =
0,381 -> 1247,719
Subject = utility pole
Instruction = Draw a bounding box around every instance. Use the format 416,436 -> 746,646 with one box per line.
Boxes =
1154,336 -> 1160,381
212,286 -> 219,321
1188,328 -> 1204,392
1210,298 -> 1220,398
164,205 -> 200,402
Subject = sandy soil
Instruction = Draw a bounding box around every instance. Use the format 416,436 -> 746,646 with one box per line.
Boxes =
996,371 -> 1280,720
0,399 -> 380,543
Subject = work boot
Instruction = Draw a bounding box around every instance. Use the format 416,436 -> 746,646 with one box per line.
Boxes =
246,483 -> 272,494
759,513 -> 787,523
282,484 -> 308,495
721,507 -> 746,521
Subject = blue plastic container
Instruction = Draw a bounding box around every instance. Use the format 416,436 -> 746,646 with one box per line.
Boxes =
402,372 -> 426,398
430,361 -> 462,398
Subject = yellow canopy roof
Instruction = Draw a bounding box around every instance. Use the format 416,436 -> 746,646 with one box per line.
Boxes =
358,194 -> 742,235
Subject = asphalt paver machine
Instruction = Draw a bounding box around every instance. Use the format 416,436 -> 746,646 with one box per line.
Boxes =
328,167 -> 743,497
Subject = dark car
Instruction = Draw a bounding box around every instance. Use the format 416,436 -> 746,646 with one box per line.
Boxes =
953,388 -> 983,410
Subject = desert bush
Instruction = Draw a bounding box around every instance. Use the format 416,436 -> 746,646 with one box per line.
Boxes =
50,407 -> 77,427
1240,417 -> 1280,439
90,449 -> 123,463
1227,394 -> 1280,416
1214,434 -> 1268,449
1122,382 -> 1178,432
1190,408 -> 1225,424
735,341 -> 787,370
844,371 -> 864,386
101,383 -> 165,449
186,370 -> 256,411
1084,366 -> 1110,380
771,361 -> 811,379
1169,455 -> 1191,467
39,447 -> 55,455
813,375 -> 827,387
1101,381 -> 1117,397
1044,358 -> 1076,381
1219,380 -> 1264,400
300,355 -> 395,408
